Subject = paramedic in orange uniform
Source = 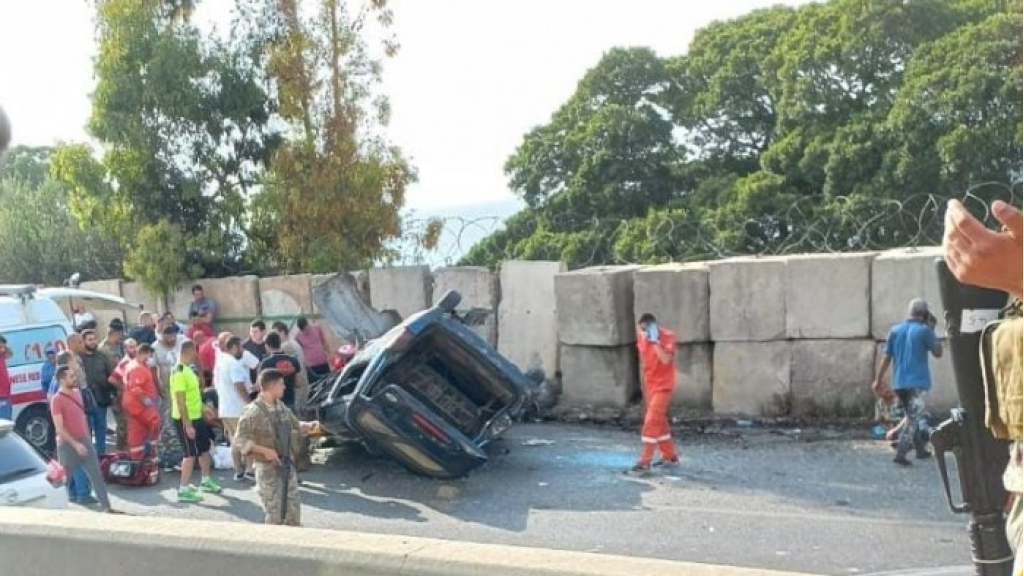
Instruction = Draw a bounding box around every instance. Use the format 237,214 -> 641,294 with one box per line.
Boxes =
630,313 -> 679,476
123,344 -> 161,461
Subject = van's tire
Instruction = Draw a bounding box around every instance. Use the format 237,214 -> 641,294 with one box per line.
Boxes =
16,405 -> 54,453
435,290 -> 462,313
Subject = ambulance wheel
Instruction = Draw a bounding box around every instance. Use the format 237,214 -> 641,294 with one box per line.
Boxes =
16,405 -> 55,453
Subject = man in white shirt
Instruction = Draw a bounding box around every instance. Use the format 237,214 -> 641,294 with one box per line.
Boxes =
152,324 -> 186,468
214,335 -> 254,482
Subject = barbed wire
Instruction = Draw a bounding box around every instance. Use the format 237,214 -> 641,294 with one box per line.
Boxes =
388,184 -> 1023,269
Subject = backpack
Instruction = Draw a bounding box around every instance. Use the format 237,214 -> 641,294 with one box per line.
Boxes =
99,452 -> 160,487
980,297 -> 1023,441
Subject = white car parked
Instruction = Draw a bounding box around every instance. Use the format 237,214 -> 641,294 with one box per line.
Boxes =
0,418 -> 67,509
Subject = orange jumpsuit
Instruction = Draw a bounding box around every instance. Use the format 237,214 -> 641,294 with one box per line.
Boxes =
122,360 -> 160,460
637,328 -> 679,466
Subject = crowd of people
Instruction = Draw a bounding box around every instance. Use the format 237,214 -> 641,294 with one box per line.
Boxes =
44,283 -> 330,525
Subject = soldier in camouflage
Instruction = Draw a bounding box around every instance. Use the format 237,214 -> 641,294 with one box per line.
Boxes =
942,196 -> 1024,573
234,368 -> 320,526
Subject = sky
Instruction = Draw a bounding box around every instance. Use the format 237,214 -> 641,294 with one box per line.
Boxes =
0,0 -> 810,214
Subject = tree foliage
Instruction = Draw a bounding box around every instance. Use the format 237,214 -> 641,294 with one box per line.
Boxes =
123,219 -> 200,301
0,147 -> 123,285
53,0 -> 279,279
464,0 -> 1022,269
243,0 -> 415,273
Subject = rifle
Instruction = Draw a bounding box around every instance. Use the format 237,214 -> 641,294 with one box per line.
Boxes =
932,259 -> 1013,576
274,411 -> 293,525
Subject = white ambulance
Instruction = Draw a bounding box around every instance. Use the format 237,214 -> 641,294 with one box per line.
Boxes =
0,285 -> 142,451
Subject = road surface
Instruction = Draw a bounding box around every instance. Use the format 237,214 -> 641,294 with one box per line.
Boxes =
98,423 -> 971,576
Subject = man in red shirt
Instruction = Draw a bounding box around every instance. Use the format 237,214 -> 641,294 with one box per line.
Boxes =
630,313 -> 680,476
51,365 -> 114,512
0,335 -> 12,421
123,344 -> 161,461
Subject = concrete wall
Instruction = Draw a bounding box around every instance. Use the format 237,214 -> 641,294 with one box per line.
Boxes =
0,509 -> 804,576
497,261 -> 565,381
121,281 -> 165,316
69,246 -> 961,419
369,266 -> 432,320
433,266 -> 499,346
169,276 -> 261,338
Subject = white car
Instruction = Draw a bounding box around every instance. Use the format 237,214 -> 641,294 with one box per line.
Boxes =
0,418 -> 67,509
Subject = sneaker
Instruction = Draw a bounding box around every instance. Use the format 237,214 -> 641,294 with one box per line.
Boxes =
200,478 -> 223,494
626,464 -> 652,477
653,458 -> 680,469
177,485 -> 204,503
77,495 -> 99,506
244,470 -> 255,480
233,472 -> 248,482
893,455 -> 912,467
915,449 -> 932,460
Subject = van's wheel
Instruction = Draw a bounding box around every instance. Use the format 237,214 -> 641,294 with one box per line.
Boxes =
16,405 -> 54,453
435,290 -> 462,312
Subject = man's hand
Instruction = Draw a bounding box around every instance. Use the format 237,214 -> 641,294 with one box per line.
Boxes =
261,446 -> 281,466
73,442 -> 88,458
184,423 -> 196,440
871,378 -> 888,398
943,199 -> 1023,298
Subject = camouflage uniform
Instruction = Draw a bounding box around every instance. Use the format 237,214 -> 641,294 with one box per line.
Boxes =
235,397 -> 303,526
980,297 -> 1022,571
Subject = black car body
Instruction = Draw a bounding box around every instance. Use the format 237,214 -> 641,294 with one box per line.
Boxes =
305,289 -> 538,479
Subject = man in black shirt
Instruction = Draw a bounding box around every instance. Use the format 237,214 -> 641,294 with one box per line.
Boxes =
258,332 -> 301,410
243,319 -> 268,382
129,312 -> 157,345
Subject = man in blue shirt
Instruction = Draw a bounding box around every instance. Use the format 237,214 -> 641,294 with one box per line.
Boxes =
40,346 -> 57,396
872,298 -> 944,466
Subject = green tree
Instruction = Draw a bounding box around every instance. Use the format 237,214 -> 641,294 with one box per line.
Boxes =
123,219 -> 200,302
465,0 -> 1018,268
0,175 -> 123,285
53,0 -> 279,277
244,0 -> 414,273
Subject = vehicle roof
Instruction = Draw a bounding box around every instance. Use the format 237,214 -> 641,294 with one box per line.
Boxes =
0,297 -> 70,330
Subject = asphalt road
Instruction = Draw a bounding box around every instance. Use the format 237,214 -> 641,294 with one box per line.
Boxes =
95,423 -> 972,576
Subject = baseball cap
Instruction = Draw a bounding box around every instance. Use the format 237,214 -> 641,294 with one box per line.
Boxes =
908,298 -> 930,317
44,345 -> 57,355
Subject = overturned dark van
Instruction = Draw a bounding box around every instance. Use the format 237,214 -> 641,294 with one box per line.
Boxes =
305,276 -> 539,479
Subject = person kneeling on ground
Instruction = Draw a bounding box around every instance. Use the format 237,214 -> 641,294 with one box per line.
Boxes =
235,369 -> 320,526
170,340 -> 222,503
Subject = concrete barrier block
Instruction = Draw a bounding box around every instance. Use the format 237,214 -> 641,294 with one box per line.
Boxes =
874,339 -> 957,414
712,341 -> 790,416
791,340 -> 875,417
672,343 -> 713,412
555,265 -> 642,347
560,345 -> 639,408
497,261 -> 566,378
121,282 -> 165,319
785,253 -> 875,339
259,275 -> 314,324
368,266 -> 432,320
79,279 -> 126,339
870,247 -> 944,340
709,257 -> 786,342
633,263 -> 710,343
169,277 -> 261,338
433,266 -> 499,346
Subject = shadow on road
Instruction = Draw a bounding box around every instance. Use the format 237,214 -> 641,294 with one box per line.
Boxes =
301,433 -> 654,532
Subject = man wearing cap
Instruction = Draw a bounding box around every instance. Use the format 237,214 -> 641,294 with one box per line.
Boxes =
872,298 -> 943,466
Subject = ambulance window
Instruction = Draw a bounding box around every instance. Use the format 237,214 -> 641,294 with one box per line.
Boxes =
2,325 -> 69,368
